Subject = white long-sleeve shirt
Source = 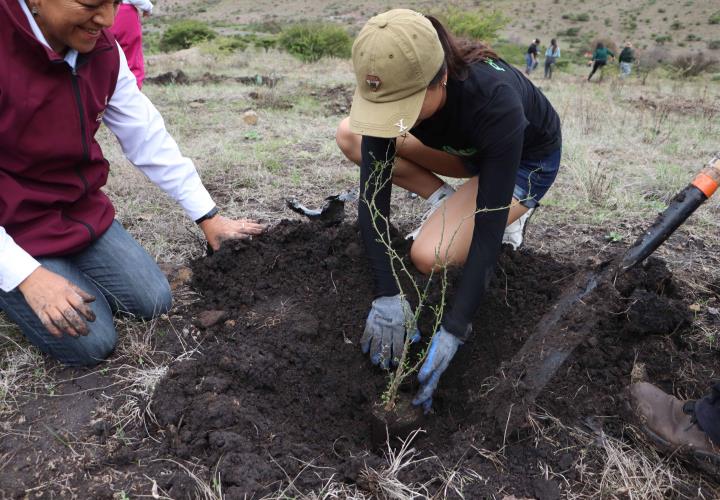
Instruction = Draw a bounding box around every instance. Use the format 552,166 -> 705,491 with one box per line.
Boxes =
0,0 -> 214,292
122,0 -> 153,13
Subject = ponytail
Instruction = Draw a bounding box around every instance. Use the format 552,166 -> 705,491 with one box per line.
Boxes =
426,15 -> 500,81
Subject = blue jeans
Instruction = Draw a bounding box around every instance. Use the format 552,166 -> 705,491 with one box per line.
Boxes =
620,62 -> 632,77
0,220 -> 172,366
525,53 -> 535,73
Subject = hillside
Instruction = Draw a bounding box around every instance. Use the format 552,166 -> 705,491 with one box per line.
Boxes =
155,0 -> 720,56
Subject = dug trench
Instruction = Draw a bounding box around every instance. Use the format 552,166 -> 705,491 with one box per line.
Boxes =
146,220 -> 711,498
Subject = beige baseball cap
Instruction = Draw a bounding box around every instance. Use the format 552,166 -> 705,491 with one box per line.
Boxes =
349,9 -> 445,138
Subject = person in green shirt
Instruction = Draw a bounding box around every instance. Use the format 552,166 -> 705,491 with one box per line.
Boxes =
588,42 -> 615,81
618,41 -> 635,78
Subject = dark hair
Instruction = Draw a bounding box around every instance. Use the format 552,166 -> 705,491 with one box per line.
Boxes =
426,15 -> 499,82
534,38 -> 541,44
551,38 -> 557,47
596,42 -> 604,49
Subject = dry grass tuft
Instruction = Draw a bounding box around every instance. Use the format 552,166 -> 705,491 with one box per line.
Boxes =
527,408 -> 716,499
0,328 -> 44,417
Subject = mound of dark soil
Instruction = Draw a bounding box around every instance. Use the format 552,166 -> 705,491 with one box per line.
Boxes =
149,221 -> 698,498
311,85 -> 353,115
145,70 -> 280,87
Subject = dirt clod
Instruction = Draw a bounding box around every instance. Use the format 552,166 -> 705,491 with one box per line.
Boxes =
197,309 -> 227,328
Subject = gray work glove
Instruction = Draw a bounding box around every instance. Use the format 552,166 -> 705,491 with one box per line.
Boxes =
412,326 -> 464,413
361,294 -> 420,370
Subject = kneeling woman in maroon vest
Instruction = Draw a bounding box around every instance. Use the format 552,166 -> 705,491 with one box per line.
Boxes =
0,0 -> 263,366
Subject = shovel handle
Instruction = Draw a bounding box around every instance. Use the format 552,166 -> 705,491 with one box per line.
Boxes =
691,157 -> 720,197
620,154 -> 720,272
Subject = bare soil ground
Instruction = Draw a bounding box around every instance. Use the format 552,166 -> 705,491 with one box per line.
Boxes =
2,218 -> 720,498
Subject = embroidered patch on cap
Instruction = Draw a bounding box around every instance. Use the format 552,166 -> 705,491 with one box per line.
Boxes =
365,75 -> 382,91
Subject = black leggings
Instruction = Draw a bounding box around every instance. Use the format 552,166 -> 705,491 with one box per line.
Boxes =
695,382 -> 720,446
588,60 -> 606,80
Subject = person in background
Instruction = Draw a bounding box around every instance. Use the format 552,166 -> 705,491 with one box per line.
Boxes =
544,39 -> 560,79
335,10 -> 561,411
618,41 -> 635,79
588,41 -> 614,81
629,381 -> 720,466
109,0 -> 152,89
0,0 -> 264,366
525,38 -> 540,75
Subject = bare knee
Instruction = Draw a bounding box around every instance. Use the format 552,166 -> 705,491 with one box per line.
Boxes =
335,118 -> 360,164
410,241 -> 438,275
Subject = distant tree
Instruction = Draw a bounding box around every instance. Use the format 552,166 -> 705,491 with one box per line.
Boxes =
671,52 -> 719,78
636,46 -> 667,85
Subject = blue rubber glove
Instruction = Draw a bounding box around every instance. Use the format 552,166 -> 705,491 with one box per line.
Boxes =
412,326 -> 463,413
361,294 -> 420,370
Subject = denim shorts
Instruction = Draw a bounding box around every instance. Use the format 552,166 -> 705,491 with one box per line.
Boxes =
462,148 -> 560,208
513,148 -> 561,208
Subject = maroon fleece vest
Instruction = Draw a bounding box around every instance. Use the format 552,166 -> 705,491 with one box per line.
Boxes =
0,0 -> 119,257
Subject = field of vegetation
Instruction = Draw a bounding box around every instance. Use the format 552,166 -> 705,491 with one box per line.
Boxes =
1,1 -> 720,498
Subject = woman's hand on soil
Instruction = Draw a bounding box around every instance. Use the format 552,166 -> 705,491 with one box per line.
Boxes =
200,215 -> 265,251
17,267 -> 96,338
361,294 -> 420,370
412,326 -> 463,413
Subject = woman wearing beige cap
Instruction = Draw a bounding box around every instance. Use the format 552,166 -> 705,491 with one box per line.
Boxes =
336,9 -> 562,411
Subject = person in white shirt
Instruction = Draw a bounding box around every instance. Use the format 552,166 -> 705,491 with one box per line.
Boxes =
0,0 -> 263,366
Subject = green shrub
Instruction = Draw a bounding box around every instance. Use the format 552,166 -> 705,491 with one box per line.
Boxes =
685,34 -> 701,41
438,7 -> 507,42
216,35 -> 250,53
710,11 -> 720,24
253,36 -> 277,51
654,34 -> 672,44
493,40 -> 526,65
557,27 -> 581,37
142,30 -> 162,55
244,20 -> 284,34
708,40 -> 720,50
160,20 -> 216,52
278,23 -> 352,62
563,12 -> 590,22
670,20 -> 683,30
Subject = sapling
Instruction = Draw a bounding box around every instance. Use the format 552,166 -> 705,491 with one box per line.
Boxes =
362,153 -> 514,421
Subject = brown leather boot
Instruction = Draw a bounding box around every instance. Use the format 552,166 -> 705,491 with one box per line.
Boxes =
629,382 -> 720,469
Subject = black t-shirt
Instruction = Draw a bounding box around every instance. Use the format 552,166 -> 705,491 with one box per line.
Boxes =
411,58 -> 561,163
358,58 -> 561,340
527,43 -> 538,55
619,47 -> 635,63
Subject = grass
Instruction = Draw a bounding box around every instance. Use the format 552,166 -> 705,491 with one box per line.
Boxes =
2,17 -> 720,498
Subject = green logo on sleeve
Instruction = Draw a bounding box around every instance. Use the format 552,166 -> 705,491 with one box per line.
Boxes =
485,58 -> 506,72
